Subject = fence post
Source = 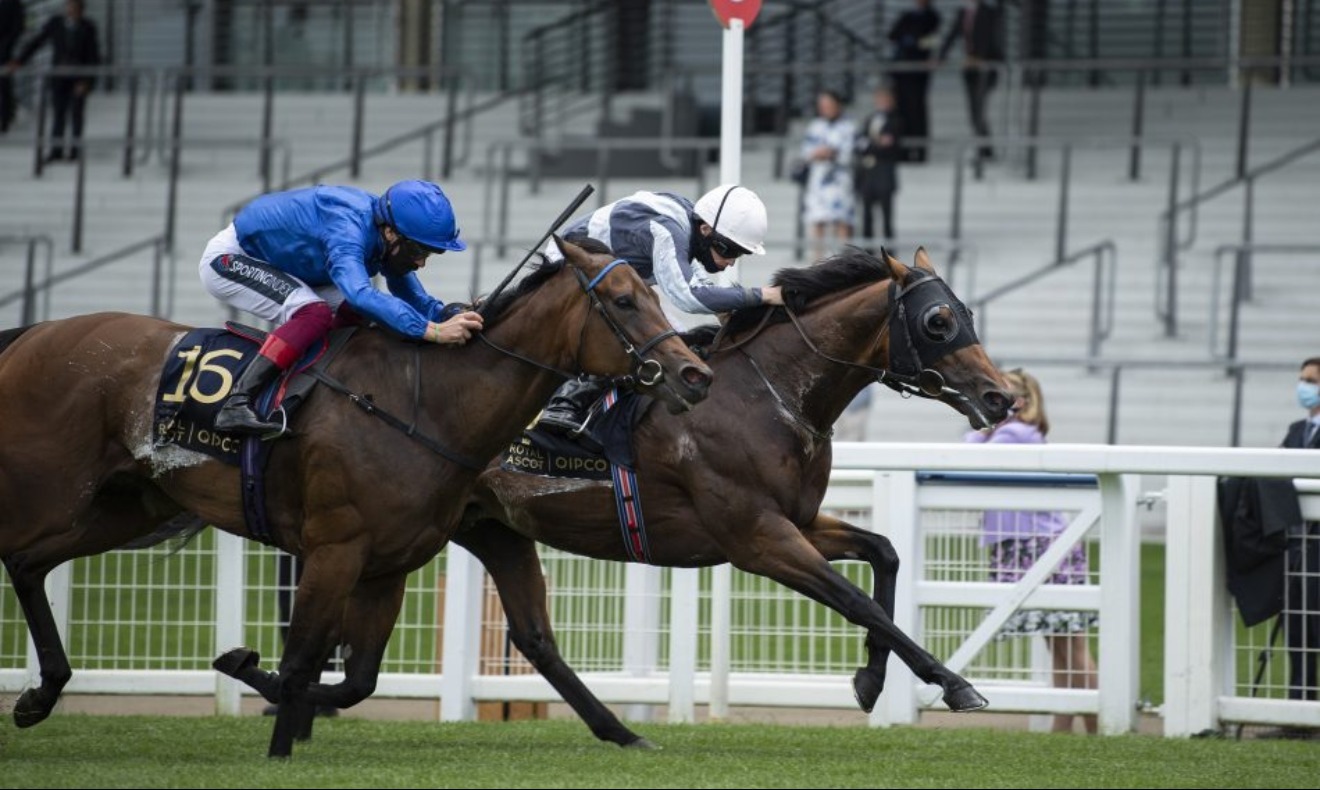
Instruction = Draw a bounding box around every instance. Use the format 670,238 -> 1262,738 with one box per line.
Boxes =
72,151 -> 86,253
33,76 -> 47,178
876,470 -> 919,727
123,72 -> 139,178
350,74 -> 366,179
709,564 -> 732,720
667,567 -> 699,723
1097,473 -> 1140,735
1162,144 -> 1181,337
623,564 -> 661,723
1163,475 -> 1226,737
439,544 -> 484,721
214,532 -> 246,716
1055,145 -> 1072,263
21,239 -> 37,325
1129,70 -> 1146,181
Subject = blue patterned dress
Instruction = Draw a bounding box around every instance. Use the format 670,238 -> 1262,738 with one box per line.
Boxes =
799,115 -> 857,225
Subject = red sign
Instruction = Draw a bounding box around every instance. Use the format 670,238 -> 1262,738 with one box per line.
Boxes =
709,0 -> 762,28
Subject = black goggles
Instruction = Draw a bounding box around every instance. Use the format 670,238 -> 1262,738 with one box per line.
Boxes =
708,232 -> 750,260
394,234 -> 446,259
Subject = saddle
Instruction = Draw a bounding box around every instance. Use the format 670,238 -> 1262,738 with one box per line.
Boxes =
152,323 -> 356,545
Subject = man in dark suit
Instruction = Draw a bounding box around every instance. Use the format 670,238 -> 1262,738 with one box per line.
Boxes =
853,85 -> 902,247
887,0 -> 940,163
0,0 -> 24,133
1261,356 -> 1320,738
8,0 -> 100,162
939,0 -> 1004,163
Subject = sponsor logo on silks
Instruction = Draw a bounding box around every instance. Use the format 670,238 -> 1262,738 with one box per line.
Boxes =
229,259 -> 297,299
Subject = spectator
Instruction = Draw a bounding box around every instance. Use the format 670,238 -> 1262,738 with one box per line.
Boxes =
966,368 -> 1098,734
886,0 -> 940,163
854,85 -> 902,249
799,89 -> 856,263
0,0 -> 24,134
8,0 -> 100,162
939,0 -> 1003,163
1257,357 -> 1320,739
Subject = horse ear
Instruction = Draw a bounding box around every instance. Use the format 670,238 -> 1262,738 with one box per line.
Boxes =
882,248 -> 910,282
552,234 -> 583,267
913,246 -> 937,275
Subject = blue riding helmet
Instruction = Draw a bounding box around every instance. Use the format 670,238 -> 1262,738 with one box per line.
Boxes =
378,180 -> 467,253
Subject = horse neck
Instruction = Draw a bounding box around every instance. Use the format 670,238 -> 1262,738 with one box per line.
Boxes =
420,280 -> 588,465
731,284 -> 888,441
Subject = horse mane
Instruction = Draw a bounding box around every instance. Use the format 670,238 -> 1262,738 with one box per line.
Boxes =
478,238 -> 614,322
722,247 -> 891,338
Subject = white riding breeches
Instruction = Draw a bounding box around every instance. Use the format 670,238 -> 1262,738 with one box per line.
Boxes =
198,224 -> 344,325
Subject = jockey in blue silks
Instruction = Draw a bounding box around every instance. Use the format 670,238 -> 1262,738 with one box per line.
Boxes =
198,179 -> 483,435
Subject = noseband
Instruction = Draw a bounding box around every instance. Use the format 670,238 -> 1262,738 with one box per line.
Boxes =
478,258 -> 678,387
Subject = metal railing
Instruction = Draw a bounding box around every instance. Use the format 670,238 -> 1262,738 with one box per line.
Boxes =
970,239 -> 1117,362
0,234 -> 169,324
0,235 -> 56,326
1208,243 -> 1320,363
2,135 -> 291,254
996,355 -> 1300,447
1158,134 -> 1320,337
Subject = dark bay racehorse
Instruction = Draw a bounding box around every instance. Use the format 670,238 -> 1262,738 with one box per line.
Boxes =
459,248 -> 1012,747
0,238 -> 711,757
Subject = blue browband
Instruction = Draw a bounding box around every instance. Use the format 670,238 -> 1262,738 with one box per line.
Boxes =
585,259 -> 628,291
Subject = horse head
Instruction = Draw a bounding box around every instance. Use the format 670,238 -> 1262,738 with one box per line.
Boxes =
759,246 -> 1010,431
875,247 -> 1011,428
481,236 -> 712,414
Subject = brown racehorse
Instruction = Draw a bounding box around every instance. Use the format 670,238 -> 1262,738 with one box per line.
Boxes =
0,238 -> 711,757
458,248 -> 1012,747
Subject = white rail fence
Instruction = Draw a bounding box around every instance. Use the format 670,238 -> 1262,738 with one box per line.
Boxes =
2,443 -> 1319,735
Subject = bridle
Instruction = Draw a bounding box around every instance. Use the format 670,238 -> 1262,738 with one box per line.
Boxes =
714,270 -> 990,429
477,258 -> 679,388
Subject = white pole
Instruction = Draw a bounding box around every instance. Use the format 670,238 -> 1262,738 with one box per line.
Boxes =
718,18 -> 745,185
709,16 -> 746,703
214,533 -> 246,715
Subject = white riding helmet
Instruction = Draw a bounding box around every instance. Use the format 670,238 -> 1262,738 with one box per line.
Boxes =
693,184 -> 768,256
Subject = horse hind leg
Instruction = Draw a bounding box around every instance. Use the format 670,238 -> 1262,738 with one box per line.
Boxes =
1,477 -> 178,727
454,518 -> 654,749
801,513 -> 902,714
3,556 -> 73,727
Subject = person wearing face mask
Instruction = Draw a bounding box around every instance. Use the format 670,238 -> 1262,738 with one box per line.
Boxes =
1257,357 -> 1320,738
535,185 -> 781,438
198,180 -> 482,435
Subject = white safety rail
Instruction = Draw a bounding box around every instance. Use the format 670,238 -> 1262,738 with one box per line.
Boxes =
3,443 -> 1319,736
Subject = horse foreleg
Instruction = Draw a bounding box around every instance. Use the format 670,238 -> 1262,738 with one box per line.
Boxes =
731,513 -> 986,713
297,572 -> 406,711
800,513 -> 900,714
3,557 -> 72,728
454,519 -> 654,749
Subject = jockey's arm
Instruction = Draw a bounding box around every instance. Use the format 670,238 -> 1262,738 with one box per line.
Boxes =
384,270 -> 447,323
646,221 -> 766,315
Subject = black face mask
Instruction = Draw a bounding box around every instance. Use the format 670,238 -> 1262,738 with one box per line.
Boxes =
886,272 -> 979,380
691,224 -> 721,274
381,231 -> 439,278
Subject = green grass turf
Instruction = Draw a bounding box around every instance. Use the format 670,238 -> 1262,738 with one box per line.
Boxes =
1,716 -> 1316,789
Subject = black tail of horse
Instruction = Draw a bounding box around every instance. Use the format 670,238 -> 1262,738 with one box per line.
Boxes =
0,325 -> 35,357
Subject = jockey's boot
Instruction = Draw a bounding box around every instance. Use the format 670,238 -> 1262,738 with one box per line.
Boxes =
537,377 -> 605,437
214,355 -> 285,435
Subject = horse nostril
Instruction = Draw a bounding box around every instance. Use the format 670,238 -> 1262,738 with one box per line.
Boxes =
681,365 -> 712,391
984,389 -> 1011,413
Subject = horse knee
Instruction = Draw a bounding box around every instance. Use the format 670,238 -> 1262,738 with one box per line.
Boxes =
871,534 -> 900,575
511,629 -> 556,667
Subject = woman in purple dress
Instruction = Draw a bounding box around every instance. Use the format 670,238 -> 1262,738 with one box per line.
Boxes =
965,368 -> 1098,734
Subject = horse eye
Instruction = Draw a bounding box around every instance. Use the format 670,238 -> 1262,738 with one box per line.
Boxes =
613,294 -> 636,310
921,306 -> 956,341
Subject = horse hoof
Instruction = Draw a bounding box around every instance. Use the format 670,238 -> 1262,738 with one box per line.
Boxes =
213,647 -> 260,678
624,736 -> 660,751
943,682 -> 988,712
13,689 -> 54,728
851,667 -> 885,714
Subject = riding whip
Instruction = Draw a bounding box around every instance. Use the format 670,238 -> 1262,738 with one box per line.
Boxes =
477,183 -> 595,320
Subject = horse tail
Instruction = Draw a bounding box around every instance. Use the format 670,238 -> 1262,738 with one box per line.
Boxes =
0,325 -> 35,357
120,513 -> 209,554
